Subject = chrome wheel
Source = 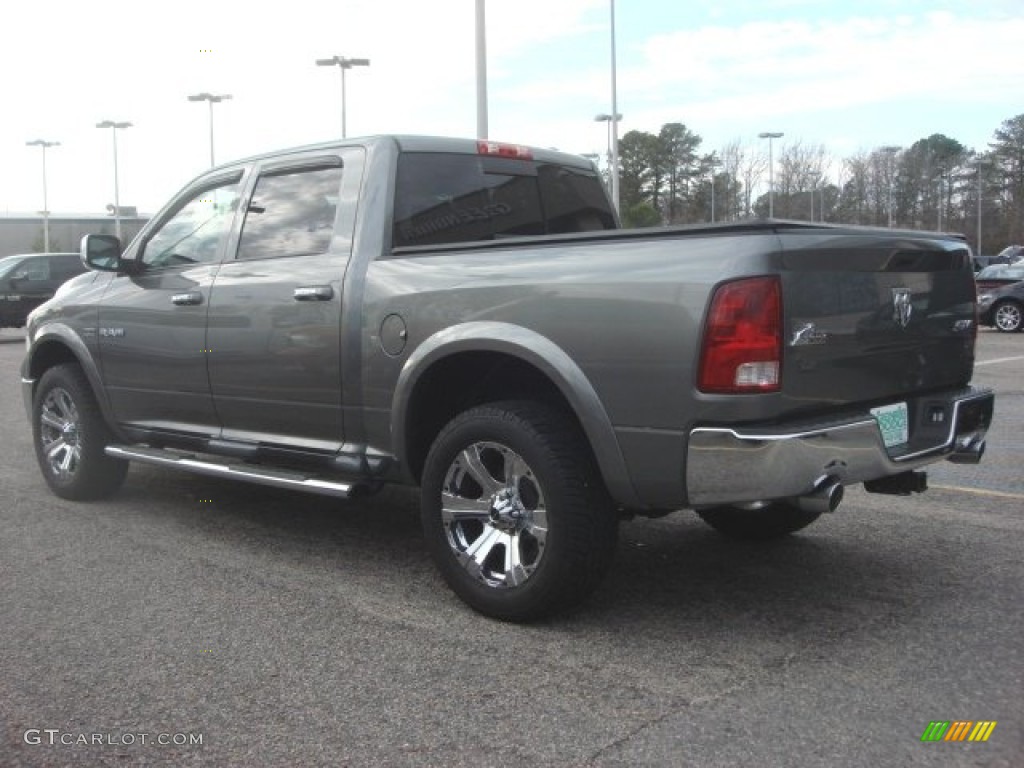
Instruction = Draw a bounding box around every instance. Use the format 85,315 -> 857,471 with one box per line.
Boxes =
441,441 -> 548,588
993,301 -> 1022,332
422,401 -> 618,621
32,364 -> 128,500
39,386 -> 82,482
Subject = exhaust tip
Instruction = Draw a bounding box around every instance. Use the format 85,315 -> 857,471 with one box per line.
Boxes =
796,478 -> 843,515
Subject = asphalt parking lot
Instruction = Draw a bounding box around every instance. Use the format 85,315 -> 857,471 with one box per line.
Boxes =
1,327 -> 1021,768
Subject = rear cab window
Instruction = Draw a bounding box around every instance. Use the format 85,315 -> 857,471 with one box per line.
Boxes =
392,152 -> 615,249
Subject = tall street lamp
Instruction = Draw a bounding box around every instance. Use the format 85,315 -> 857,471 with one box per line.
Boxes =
96,120 -> 132,241
975,158 -> 989,258
595,113 -> 621,204
881,145 -> 900,228
606,0 -> 620,214
188,93 -> 232,167
315,56 -> 370,139
708,158 -> 720,223
25,139 -> 60,252
475,0 -> 488,139
758,131 -> 783,218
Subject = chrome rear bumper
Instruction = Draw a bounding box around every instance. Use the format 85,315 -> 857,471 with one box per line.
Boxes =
685,387 -> 994,507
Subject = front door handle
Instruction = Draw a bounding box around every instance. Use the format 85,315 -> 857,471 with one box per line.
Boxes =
171,291 -> 203,306
293,285 -> 334,301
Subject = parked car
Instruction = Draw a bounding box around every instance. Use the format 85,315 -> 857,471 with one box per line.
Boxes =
995,244 -> 1024,264
0,253 -> 87,328
974,264 -> 1024,293
978,281 -> 1024,332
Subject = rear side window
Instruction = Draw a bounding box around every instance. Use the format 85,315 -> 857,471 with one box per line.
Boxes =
236,165 -> 343,260
392,152 -> 614,248
52,255 -> 85,279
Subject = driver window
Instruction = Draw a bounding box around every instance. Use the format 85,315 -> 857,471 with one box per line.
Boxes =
141,179 -> 241,268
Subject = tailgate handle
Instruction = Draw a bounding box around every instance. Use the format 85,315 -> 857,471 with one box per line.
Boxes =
293,285 -> 333,301
171,291 -> 203,306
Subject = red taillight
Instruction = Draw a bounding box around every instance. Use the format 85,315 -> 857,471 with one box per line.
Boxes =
698,276 -> 782,393
476,140 -> 533,160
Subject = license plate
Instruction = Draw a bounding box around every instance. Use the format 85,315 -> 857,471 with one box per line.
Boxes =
870,402 -> 909,448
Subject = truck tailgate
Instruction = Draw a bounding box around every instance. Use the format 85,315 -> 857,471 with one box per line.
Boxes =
781,237 -> 976,409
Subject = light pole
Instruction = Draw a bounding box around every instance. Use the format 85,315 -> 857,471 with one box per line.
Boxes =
315,56 -> 370,139
880,145 -> 900,227
607,0 -> 620,214
96,120 -> 132,241
708,158 -> 720,223
595,113 -> 621,202
758,132 -> 783,218
188,93 -> 232,167
25,139 -> 59,252
475,0 -> 488,139
975,158 -> 988,258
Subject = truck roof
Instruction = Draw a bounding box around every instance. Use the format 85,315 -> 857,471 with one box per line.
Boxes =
216,135 -> 598,172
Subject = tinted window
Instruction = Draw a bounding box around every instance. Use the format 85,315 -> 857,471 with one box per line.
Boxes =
142,178 -> 241,268
18,257 -> 50,281
392,153 -> 614,248
0,257 -> 21,279
236,166 -> 343,260
537,164 -> 617,234
51,254 -> 85,279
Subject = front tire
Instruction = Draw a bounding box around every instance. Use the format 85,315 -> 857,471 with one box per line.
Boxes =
33,364 -> 128,500
697,501 -> 822,541
420,401 -> 618,622
992,300 -> 1023,332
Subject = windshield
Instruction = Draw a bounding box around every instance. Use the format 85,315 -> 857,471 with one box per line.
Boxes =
995,245 -> 1022,260
977,265 -> 1024,280
0,256 -> 25,280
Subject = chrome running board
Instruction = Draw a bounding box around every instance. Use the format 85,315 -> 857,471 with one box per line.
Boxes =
105,445 -> 357,498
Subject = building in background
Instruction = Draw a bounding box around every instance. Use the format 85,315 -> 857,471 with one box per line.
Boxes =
0,210 -> 149,257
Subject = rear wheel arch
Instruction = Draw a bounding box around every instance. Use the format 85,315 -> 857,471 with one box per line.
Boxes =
393,324 -> 642,509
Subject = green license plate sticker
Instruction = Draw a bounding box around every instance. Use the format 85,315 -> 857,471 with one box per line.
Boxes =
870,402 -> 909,448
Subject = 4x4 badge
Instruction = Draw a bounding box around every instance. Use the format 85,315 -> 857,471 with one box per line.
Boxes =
892,288 -> 912,328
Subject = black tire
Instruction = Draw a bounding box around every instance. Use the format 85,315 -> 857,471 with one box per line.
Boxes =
32,363 -> 128,500
992,300 -> 1023,333
696,501 -> 822,541
420,401 -> 618,622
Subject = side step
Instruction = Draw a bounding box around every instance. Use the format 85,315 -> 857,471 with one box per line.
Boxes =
105,445 -> 358,498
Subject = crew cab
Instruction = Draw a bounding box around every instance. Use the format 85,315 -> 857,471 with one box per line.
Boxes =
21,136 -> 995,620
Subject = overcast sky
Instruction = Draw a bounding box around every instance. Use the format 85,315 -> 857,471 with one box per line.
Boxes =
2,0 -> 1021,216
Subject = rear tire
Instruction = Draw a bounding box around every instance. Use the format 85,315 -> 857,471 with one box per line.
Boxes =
32,364 -> 128,500
696,501 -> 822,541
420,401 -> 618,622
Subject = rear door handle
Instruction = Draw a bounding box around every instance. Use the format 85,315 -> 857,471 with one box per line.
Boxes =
293,285 -> 334,301
171,291 -> 203,306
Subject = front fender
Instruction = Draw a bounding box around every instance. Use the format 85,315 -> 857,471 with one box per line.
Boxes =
391,321 -> 643,508
22,323 -> 123,439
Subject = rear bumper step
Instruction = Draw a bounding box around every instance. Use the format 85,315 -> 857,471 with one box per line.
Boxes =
105,445 -> 357,498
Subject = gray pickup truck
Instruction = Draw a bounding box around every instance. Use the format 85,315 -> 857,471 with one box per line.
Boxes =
21,135 -> 994,620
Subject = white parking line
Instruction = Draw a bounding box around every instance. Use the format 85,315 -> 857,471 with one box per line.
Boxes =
975,355 -> 1024,367
931,484 -> 1024,501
